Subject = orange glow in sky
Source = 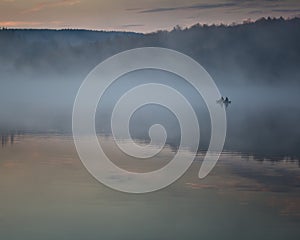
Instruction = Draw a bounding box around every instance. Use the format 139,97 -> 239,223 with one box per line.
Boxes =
0,0 -> 300,32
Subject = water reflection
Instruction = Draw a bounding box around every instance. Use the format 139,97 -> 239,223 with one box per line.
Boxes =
1,133 -> 15,147
0,134 -> 299,240
1,131 -> 300,167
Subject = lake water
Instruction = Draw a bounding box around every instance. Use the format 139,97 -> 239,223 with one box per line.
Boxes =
1,69 -> 300,239
0,134 -> 299,240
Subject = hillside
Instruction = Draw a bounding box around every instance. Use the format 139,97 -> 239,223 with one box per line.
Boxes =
1,17 -> 299,85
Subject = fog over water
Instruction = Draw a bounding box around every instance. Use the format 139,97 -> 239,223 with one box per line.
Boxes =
1,18 -> 300,160
1,68 -> 299,161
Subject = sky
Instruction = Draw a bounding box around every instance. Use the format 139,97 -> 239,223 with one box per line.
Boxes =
0,0 -> 300,32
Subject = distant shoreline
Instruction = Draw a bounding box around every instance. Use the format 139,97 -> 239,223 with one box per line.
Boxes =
0,16 -> 299,34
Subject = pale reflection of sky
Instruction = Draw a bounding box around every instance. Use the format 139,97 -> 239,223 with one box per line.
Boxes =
0,134 -> 299,239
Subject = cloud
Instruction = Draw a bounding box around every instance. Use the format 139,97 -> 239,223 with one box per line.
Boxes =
119,24 -> 145,28
248,10 -> 265,14
138,2 -> 238,14
125,7 -> 143,11
0,21 -> 43,27
23,0 -> 80,14
272,8 -> 300,13
0,20 -> 62,27
139,7 -> 178,13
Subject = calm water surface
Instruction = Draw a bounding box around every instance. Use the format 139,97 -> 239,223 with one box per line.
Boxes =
0,134 -> 299,240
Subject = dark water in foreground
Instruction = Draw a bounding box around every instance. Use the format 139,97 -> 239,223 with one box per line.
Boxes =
0,134 -> 299,240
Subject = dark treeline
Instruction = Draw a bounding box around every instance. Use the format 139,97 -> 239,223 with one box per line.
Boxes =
1,17 -> 300,85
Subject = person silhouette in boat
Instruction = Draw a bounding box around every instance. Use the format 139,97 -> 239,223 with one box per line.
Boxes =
217,96 -> 231,107
217,97 -> 224,104
223,97 -> 231,107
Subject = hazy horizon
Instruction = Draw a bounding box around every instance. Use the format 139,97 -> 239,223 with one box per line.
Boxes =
1,0 -> 300,32
0,16 -> 299,33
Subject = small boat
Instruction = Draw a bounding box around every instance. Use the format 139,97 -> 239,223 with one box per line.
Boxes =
217,96 -> 231,107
